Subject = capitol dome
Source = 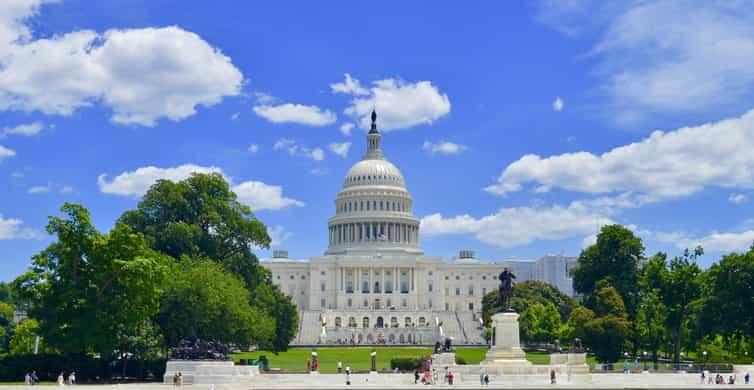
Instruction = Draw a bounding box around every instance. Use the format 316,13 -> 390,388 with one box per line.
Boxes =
326,111 -> 422,255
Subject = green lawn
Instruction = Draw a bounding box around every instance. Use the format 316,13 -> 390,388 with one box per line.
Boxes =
232,347 -> 552,373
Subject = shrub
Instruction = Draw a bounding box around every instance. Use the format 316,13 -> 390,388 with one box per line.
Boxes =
390,357 -> 423,371
455,356 -> 467,365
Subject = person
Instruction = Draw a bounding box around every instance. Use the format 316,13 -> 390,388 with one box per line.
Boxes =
345,365 -> 351,375
700,370 -> 705,384
68,372 -> 76,385
31,371 -> 38,386
414,369 -> 420,384
484,373 -> 490,386
550,369 -> 557,384
337,360 -> 342,373
306,359 -> 311,372
24,372 -> 31,385
177,372 -> 183,386
432,367 -> 438,384
345,370 -> 351,386
423,369 -> 430,384
447,370 -> 454,385
745,371 -> 750,384
57,372 -> 65,386
444,366 -> 449,383
633,358 -> 639,370
623,360 -> 629,374
313,360 -> 319,372
480,371 -> 485,385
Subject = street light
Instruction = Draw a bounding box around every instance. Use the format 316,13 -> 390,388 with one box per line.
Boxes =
703,350 -> 708,373
643,351 -> 648,371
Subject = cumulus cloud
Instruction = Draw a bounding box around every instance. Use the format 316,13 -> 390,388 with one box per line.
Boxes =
267,225 -> 292,247
552,97 -> 564,112
247,144 -> 259,153
0,2 -> 243,126
647,229 -> 754,253
486,108 -> 754,202
273,138 -> 325,161
339,123 -> 355,136
232,181 -> 304,211
421,202 -> 612,249
98,163 -> 303,211
0,145 -> 15,161
328,142 -> 351,158
0,214 -> 38,240
330,73 -> 369,95
342,77 -> 451,131
422,140 -> 468,155
728,193 -> 747,205
2,122 -> 44,137
538,2 -> 754,118
253,103 -> 336,126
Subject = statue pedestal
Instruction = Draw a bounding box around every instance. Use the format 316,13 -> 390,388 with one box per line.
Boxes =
163,360 -> 259,385
484,312 -> 530,366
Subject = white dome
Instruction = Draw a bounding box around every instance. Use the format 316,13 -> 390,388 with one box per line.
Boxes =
343,159 -> 406,189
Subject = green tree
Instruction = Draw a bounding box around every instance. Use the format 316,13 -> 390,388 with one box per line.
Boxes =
119,173 -> 297,350
156,258 -> 275,348
8,318 -> 51,355
582,285 -> 631,363
519,302 -> 561,344
482,280 -> 575,327
574,224 -> 644,318
0,301 -> 13,352
636,287 -> 667,368
12,203 -> 169,361
562,306 -> 595,343
662,248 -> 703,366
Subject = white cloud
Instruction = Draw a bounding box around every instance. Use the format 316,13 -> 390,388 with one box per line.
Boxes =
2,121 -> 44,137
552,97 -> 564,112
253,91 -> 276,105
267,225 -> 292,247
328,142 -> 351,158
98,163 -> 303,211
253,103 -> 336,126
0,214 -> 38,240
28,184 -> 50,194
232,181 -> 304,211
330,73 -> 369,95
648,229 -> 754,253
339,123 -> 355,136
728,193 -> 747,205
59,185 -> 74,194
247,144 -> 259,153
273,138 -> 325,161
486,108 -> 754,202
343,78 -> 451,131
538,2 -> 754,117
0,145 -> 15,161
421,202 -> 612,249
0,4 -> 243,126
422,140 -> 468,155
230,112 -> 240,120
97,164 -> 223,196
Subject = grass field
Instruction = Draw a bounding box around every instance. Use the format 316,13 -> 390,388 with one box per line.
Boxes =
232,347 -> 552,373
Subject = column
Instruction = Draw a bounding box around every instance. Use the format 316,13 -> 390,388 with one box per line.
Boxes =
394,267 -> 398,293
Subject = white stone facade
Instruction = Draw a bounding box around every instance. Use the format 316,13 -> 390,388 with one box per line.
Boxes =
262,112 -> 577,345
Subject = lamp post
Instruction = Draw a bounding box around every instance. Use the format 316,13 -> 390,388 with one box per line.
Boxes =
703,350 -> 708,373
679,352 -> 684,371
643,351 -> 648,372
370,349 -> 377,372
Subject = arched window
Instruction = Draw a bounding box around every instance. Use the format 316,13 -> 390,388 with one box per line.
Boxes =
363,317 -> 370,328
399,334 -> 405,343
335,317 -> 342,327
418,317 -> 426,326
404,317 -> 412,327
391,317 -> 399,328
376,317 -> 384,328
348,317 -> 357,328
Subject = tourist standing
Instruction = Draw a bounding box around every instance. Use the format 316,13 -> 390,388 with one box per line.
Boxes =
414,369 -> 419,384
623,360 -> 629,374
24,372 -> 31,385
447,370 -> 454,385
484,373 -> 490,386
345,370 -> 351,386
31,370 -> 38,385
177,372 -> 183,386
337,360 -> 342,373
68,371 -> 76,385
57,372 -> 64,386
700,370 -> 705,384
550,369 -> 557,384
744,371 -> 749,384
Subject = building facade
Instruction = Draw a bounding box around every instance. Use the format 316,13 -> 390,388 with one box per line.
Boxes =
262,112 -> 576,345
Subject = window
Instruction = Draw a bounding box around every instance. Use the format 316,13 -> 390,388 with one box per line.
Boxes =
404,317 -> 412,327
482,288 -> 487,296
401,299 -> 407,308
445,276 -> 449,280
445,303 -> 450,311
349,317 -> 357,328
428,283 -> 433,292
347,298 -> 352,307
321,283 -> 326,292
419,317 -> 426,326
455,288 -> 460,296
482,275 -> 486,280
387,298 -> 392,307
363,299 -> 368,307
290,275 -> 295,280
321,270 -> 326,276
391,317 -> 399,328
301,275 -> 306,280
276,275 -> 280,280
363,317 -> 370,328
367,202 -> 370,211
428,300 -> 433,309
468,286 -> 474,296
428,271 -> 433,276
455,276 -> 460,280
321,298 -> 326,307
468,302 -> 474,311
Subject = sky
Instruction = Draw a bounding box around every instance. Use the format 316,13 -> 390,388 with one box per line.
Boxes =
2,0 -> 754,281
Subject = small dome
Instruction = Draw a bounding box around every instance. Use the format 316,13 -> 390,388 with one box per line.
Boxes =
343,158 -> 406,189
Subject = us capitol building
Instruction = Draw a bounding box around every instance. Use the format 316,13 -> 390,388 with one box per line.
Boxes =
262,112 -> 576,346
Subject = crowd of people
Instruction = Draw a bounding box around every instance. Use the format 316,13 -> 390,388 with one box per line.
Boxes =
701,370 -> 750,385
23,370 -> 76,385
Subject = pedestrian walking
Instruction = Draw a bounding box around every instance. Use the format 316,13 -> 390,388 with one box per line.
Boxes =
31,370 -> 38,386
484,373 -> 490,386
345,371 -> 351,386
24,372 -> 31,385
414,369 -> 420,384
68,371 -> 76,385
550,369 -> 557,384
744,371 -> 750,384
447,370 -> 454,385
57,372 -> 65,386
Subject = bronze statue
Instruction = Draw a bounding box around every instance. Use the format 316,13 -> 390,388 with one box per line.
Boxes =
498,268 -> 516,312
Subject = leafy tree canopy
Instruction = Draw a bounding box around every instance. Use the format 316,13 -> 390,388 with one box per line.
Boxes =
519,302 -> 561,344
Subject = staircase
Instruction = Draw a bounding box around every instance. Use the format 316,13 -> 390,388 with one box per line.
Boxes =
293,311 -> 323,345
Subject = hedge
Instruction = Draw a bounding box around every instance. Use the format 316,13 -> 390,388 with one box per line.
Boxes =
390,357 -> 424,371
0,354 -> 166,382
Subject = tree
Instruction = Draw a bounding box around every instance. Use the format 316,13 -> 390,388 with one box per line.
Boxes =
636,284 -> 667,368
563,306 -> 595,343
582,285 -> 631,363
119,173 -> 297,350
510,280 -> 575,320
0,301 -> 13,352
699,244 -> 754,350
662,248 -> 703,366
519,302 -> 561,344
8,318 -> 51,355
156,258 -> 275,348
12,203 -> 169,361
574,224 -> 644,318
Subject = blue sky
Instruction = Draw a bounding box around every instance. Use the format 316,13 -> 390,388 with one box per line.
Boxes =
2,1 -> 754,281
